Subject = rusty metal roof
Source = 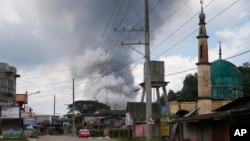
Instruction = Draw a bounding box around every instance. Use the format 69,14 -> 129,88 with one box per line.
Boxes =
214,96 -> 250,111
169,111 -> 229,124
169,96 -> 250,124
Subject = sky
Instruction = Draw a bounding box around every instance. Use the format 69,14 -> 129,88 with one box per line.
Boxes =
0,0 -> 249,116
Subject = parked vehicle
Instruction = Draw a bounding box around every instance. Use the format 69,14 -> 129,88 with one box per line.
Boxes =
79,129 -> 90,138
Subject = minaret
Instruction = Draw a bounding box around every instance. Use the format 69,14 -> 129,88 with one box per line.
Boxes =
196,0 -> 212,114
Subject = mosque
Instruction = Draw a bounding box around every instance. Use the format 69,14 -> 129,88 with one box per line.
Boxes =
169,0 -> 243,114
168,1 -> 250,141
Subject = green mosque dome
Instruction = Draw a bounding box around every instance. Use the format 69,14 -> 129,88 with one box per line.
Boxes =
210,59 -> 243,99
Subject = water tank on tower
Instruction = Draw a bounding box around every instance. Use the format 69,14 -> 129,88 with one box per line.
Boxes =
140,60 -> 169,114
145,61 -> 165,82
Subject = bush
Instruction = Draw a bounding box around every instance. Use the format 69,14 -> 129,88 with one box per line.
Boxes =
89,129 -> 103,137
75,124 -> 84,132
114,137 -> 162,141
109,128 -> 130,138
0,136 -> 28,141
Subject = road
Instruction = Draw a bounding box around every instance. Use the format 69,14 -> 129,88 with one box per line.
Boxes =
28,135 -> 116,141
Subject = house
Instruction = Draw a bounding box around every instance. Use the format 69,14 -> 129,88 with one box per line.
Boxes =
81,109 -> 127,136
169,96 -> 250,141
127,102 -> 161,138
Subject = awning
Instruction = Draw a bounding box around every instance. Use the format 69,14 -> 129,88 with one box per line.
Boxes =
169,111 -> 229,124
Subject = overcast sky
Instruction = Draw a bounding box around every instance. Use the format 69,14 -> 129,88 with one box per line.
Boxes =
0,0 -> 249,115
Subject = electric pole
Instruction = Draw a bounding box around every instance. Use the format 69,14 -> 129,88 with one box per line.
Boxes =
54,95 -> 56,134
144,0 -> 153,140
114,0 -> 152,140
72,78 -> 76,136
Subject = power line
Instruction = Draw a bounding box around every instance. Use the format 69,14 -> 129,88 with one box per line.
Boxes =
164,49 -> 250,77
16,0 -> 244,95
225,50 -> 250,60
152,0 -> 239,59
165,68 -> 196,76
151,0 -> 216,55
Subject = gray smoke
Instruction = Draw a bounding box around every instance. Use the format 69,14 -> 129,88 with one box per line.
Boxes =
35,0 -> 173,109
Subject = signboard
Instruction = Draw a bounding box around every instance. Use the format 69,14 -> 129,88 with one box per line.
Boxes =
1,107 -> 20,119
24,105 -> 30,112
23,117 -> 37,126
125,112 -> 133,126
21,112 -> 31,118
147,116 -> 155,125
161,117 -> 169,136
2,129 -> 22,138
24,130 -> 33,137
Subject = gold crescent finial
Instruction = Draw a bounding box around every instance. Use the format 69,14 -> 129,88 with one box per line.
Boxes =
200,0 -> 204,12
200,0 -> 204,5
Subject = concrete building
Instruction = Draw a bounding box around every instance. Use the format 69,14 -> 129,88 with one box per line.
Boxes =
0,62 -> 20,104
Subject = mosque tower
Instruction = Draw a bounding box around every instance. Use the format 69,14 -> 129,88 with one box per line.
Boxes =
196,0 -> 212,114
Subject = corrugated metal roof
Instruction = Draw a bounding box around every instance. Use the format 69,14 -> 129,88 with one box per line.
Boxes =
214,96 -> 250,111
81,109 -> 127,116
169,111 -> 229,124
169,96 -> 250,124
127,102 -> 161,120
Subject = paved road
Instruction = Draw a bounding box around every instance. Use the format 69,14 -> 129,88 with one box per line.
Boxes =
28,135 -> 116,141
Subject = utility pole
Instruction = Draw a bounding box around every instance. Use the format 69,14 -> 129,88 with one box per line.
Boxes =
54,95 -> 56,134
72,78 -> 76,136
115,0 -> 152,140
144,0 -> 152,140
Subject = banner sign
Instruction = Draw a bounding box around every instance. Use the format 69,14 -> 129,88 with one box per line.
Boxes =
1,107 -> 20,119
125,112 -> 133,126
2,129 -> 22,138
21,112 -> 31,118
24,105 -> 30,112
21,111 -> 36,118
161,117 -> 169,136
24,117 -> 37,126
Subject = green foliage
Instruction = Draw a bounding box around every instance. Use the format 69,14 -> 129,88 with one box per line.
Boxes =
109,129 -> 130,138
168,89 -> 179,101
114,137 -> 161,141
75,124 -> 84,132
180,73 -> 198,100
0,137 -> 28,141
89,129 -> 104,137
238,62 -> 250,96
67,100 -> 110,114
168,113 -> 179,119
167,73 -> 198,101
29,128 -> 40,137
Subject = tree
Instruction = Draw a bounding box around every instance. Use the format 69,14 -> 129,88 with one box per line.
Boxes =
179,73 -> 198,100
238,62 -> 250,96
66,100 -> 110,124
67,100 -> 110,114
166,73 -> 198,101
168,89 -> 178,101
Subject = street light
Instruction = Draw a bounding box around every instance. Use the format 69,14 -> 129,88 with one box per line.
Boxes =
28,91 -> 41,96
24,91 -> 41,110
